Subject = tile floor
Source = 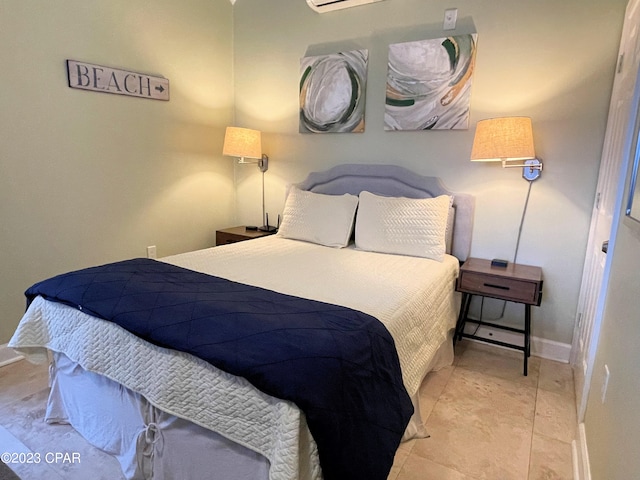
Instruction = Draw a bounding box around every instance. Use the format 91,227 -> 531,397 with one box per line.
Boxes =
391,342 -> 576,480
0,341 -> 576,479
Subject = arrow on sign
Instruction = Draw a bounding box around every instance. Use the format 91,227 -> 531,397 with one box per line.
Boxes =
155,85 -> 165,93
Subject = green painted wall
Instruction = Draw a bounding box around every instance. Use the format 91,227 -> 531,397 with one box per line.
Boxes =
0,0 -> 235,343
232,0 -> 627,347
586,206 -> 640,477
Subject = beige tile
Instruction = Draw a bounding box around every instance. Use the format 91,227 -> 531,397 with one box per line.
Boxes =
0,388 -> 51,438
533,389 -> 577,444
397,453 -> 476,480
412,368 -> 534,479
452,341 -> 468,365
436,367 -> 537,429
528,434 -> 573,480
0,425 -> 65,480
0,386 -> 124,480
420,365 -> 455,398
538,359 -> 575,399
413,412 -> 532,479
418,365 -> 455,420
0,359 -> 49,408
389,441 -> 413,480
456,342 -> 541,388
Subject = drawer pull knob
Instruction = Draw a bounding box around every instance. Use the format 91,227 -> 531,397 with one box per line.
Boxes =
484,283 -> 510,291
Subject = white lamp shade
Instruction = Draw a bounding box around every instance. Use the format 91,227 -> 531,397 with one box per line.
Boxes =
470,117 -> 536,162
222,127 -> 262,159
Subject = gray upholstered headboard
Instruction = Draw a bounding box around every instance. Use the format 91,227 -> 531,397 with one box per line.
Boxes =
293,164 -> 475,262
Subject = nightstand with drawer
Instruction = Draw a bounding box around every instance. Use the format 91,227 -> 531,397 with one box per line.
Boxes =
454,257 -> 543,375
215,226 -> 276,246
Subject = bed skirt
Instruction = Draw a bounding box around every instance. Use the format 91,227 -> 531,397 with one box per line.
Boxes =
42,330 -> 454,480
46,352 -> 271,480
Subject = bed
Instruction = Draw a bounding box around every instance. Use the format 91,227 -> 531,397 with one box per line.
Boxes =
9,164 -> 474,480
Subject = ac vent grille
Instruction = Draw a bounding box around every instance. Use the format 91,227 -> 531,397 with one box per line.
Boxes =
306,0 -> 386,13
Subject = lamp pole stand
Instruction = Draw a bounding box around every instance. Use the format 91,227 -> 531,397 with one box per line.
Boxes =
258,155 -> 276,232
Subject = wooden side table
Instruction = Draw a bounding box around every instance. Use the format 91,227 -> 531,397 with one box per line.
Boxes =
215,226 -> 276,246
454,257 -> 543,375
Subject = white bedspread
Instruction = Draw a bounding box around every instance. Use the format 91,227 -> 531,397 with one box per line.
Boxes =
164,236 -> 460,397
9,236 -> 459,480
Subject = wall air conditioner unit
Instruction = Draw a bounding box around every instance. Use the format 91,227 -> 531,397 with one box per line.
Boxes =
306,0 -> 386,14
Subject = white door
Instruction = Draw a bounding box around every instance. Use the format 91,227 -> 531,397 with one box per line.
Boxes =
571,0 -> 640,420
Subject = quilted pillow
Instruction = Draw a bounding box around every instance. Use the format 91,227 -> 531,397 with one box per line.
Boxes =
355,191 -> 453,261
277,187 -> 359,248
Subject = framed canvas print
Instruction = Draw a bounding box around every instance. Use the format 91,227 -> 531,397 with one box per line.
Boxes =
299,50 -> 368,133
385,34 -> 477,130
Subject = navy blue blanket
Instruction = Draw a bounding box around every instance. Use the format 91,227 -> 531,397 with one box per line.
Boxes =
25,258 -> 413,480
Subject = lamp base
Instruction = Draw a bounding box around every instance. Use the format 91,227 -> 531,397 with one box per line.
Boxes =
258,225 -> 277,233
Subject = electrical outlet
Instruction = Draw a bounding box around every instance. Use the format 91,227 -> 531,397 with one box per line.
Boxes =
443,8 -> 458,30
146,245 -> 157,259
601,364 -> 610,403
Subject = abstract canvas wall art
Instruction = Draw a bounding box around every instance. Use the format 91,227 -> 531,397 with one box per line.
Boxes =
385,34 -> 477,130
299,50 -> 368,133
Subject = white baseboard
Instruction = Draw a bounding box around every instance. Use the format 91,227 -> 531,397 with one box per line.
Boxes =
572,423 -> 591,480
0,343 -> 23,368
572,440 -> 580,480
531,336 -> 572,363
462,324 -> 571,363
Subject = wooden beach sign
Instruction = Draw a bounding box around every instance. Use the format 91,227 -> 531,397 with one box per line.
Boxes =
66,60 -> 169,101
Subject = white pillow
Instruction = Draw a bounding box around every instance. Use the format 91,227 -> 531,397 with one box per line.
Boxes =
355,191 -> 452,261
277,187 -> 359,248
